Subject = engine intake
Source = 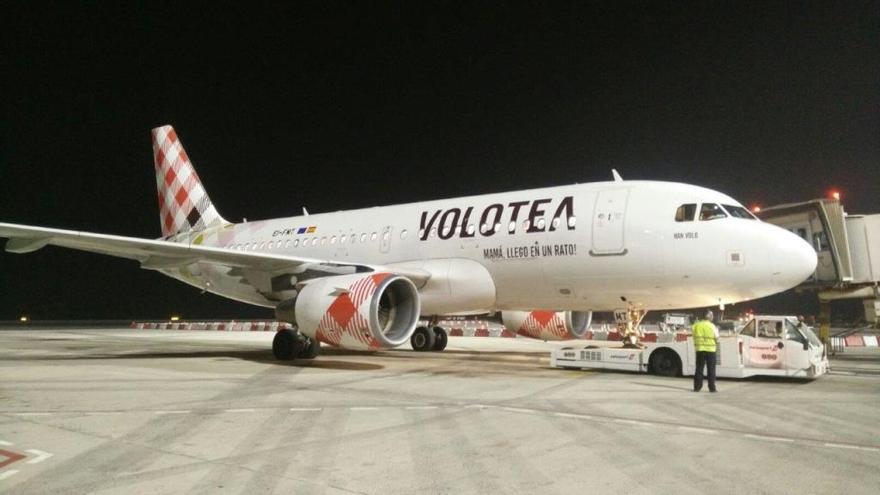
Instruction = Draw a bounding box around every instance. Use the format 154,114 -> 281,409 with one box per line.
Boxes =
502,310 -> 592,340
287,272 -> 421,350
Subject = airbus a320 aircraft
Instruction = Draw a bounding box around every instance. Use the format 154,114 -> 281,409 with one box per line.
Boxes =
0,126 -> 817,360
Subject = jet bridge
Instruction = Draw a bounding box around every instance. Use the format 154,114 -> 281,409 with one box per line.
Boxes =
758,199 -> 880,336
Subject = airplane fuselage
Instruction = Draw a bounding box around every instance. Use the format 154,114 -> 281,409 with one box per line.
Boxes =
168,180 -> 816,315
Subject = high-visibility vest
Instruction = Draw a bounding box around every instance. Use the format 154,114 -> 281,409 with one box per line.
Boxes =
692,320 -> 717,353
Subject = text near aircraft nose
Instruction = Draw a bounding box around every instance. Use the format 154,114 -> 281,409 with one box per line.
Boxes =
769,226 -> 818,290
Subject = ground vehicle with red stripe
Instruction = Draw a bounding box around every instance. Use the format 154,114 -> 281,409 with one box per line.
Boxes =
551,315 -> 828,379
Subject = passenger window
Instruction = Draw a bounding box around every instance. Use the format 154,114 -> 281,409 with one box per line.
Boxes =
675,204 -> 696,222
722,204 -> 756,219
699,203 -> 727,221
740,319 -> 756,337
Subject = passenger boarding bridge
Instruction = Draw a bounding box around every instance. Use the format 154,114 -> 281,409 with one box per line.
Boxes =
758,199 -> 880,339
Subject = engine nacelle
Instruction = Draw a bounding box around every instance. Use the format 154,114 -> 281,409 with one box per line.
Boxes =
502,310 -> 593,340
291,272 -> 421,350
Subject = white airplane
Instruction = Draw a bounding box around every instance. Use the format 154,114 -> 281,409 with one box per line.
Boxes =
1,125 -> 817,359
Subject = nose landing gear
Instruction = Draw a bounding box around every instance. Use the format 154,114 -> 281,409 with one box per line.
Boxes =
615,308 -> 647,348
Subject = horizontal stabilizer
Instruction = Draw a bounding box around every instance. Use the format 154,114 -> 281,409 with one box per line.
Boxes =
5,237 -> 51,254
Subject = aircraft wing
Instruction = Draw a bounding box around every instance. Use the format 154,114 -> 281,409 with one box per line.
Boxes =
0,222 -> 430,287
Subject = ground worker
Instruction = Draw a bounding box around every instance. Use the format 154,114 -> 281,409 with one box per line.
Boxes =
692,310 -> 719,392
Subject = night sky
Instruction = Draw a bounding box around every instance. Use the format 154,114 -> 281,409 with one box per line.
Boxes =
2,2 -> 878,320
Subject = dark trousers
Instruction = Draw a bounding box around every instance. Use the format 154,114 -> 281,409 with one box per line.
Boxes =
694,351 -> 717,392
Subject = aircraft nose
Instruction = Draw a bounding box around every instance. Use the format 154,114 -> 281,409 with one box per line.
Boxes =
770,227 -> 817,289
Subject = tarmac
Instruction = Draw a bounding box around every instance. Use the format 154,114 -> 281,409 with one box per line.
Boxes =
1,328 -> 878,494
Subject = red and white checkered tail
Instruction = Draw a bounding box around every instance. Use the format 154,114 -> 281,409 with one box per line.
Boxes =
151,125 -> 228,238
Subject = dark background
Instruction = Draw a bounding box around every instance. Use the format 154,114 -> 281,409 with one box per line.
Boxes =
2,1 -> 877,321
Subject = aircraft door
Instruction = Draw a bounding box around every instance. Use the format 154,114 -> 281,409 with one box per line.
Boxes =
380,225 -> 393,253
591,188 -> 629,255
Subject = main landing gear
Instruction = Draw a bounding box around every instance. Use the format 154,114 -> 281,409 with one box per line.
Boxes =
410,318 -> 448,352
272,327 -> 321,360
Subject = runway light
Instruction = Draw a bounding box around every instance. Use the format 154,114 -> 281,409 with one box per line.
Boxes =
170,315 -> 180,322
19,316 -> 29,322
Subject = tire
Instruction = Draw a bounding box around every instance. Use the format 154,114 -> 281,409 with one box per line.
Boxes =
299,338 -> 321,359
431,327 -> 448,351
650,349 -> 682,377
410,326 -> 436,352
273,329 -> 302,360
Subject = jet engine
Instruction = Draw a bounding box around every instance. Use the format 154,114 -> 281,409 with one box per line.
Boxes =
501,310 -> 592,340
289,272 -> 421,350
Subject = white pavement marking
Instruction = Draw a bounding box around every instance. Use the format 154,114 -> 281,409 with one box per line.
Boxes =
0,470 -> 20,481
154,410 -> 191,415
86,412 -> 118,416
744,434 -> 794,443
464,404 -> 489,409
553,412 -> 588,419
678,426 -> 718,435
12,413 -> 52,417
0,440 -> 12,447
25,450 -> 53,464
225,409 -> 256,413
502,407 -> 536,414
824,443 -> 880,453
350,407 -> 379,411
405,406 -> 438,410
614,418 -> 652,427
289,408 -> 322,412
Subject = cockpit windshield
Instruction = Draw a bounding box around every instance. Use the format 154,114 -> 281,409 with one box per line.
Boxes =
723,204 -> 757,220
675,204 -> 697,222
699,203 -> 727,221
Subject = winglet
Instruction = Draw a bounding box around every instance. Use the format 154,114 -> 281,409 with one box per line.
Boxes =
612,169 -> 623,182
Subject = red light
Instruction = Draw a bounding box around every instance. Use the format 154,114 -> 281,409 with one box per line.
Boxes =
831,191 -> 840,201
751,205 -> 761,213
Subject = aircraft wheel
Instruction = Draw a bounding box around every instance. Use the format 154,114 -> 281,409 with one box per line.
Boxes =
410,326 -> 436,352
650,349 -> 681,377
273,328 -> 303,361
431,327 -> 448,351
299,338 -> 321,359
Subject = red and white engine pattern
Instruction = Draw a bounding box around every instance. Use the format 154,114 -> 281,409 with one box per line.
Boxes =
502,310 -> 593,341
294,272 -> 421,350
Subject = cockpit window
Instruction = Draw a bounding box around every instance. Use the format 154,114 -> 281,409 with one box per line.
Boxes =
675,204 -> 697,222
723,204 -> 757,220
699,203 -> 727,221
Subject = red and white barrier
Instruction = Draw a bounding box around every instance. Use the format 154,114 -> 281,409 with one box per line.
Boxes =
833,335 -> 880,348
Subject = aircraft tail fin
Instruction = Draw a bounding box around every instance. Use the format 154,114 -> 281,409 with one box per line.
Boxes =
151,125 -> 228,237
